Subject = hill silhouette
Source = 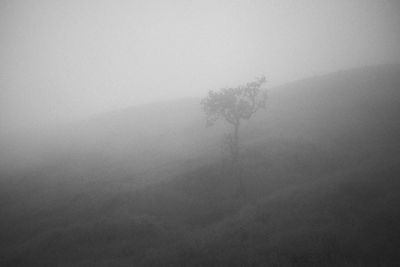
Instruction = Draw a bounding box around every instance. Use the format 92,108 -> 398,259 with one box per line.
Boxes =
1,63 -> 400,266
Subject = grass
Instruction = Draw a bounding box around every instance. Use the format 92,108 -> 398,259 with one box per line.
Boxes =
1,140 -> 400,266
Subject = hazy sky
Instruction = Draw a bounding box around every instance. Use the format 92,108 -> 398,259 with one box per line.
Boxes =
1,0 -> 399,130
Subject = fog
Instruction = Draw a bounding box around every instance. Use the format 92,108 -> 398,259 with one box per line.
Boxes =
1,1 -> 400,266
1,0 -> 399,131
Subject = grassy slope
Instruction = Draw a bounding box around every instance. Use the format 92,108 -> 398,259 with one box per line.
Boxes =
1,64 -> 400,266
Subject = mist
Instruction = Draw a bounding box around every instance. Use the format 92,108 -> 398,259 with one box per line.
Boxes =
1,1 -> 400,266
1,0 -> 399,131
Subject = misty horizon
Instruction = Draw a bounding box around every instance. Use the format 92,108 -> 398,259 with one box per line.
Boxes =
1,62 -> 397,135
1,0 -> 400,131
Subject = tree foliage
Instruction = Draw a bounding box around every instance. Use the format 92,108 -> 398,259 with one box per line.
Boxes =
201,76 -> 267,128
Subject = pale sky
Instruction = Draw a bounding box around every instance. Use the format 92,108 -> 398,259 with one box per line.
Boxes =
1,0 -> 399,130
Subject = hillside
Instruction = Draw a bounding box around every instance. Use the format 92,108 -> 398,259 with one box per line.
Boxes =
1,64 -> 400,266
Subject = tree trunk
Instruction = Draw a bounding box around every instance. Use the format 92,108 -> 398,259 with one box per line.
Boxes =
232,122 -> 245,198
233,122 -> 239,163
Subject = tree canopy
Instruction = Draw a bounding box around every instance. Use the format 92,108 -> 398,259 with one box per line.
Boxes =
201,76 -> 267,128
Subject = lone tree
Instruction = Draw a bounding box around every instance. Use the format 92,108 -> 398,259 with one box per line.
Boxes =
201,76 -> 267,196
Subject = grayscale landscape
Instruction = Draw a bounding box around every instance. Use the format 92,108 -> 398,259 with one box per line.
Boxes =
1,1 -> 400,266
